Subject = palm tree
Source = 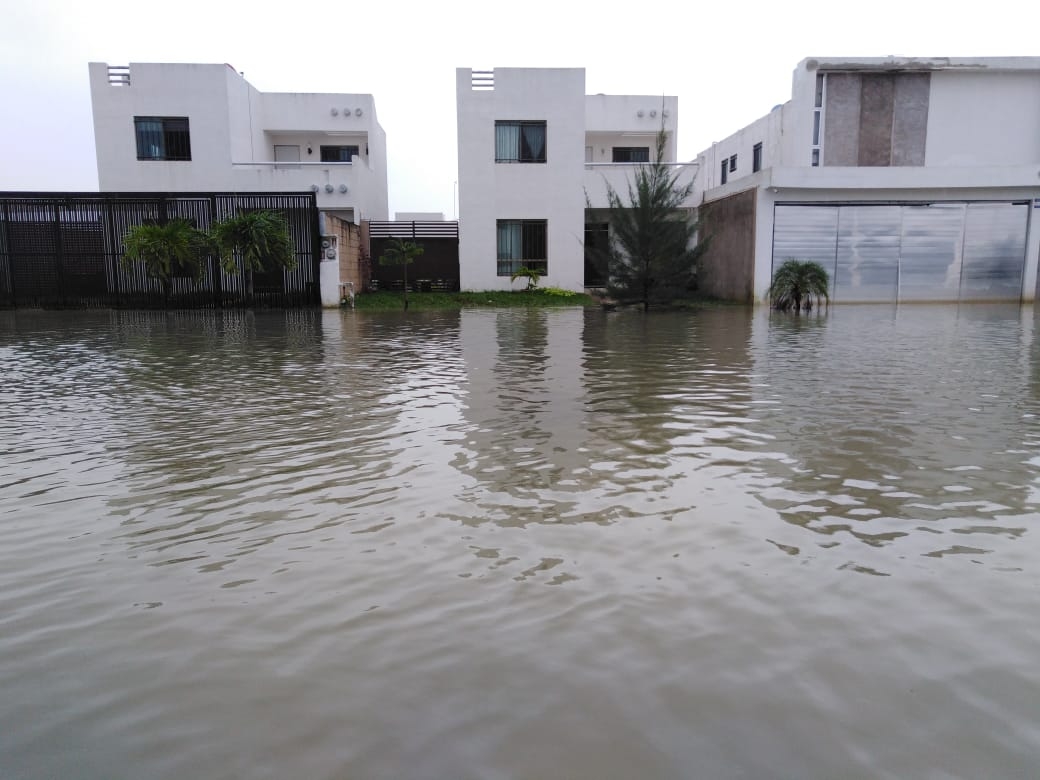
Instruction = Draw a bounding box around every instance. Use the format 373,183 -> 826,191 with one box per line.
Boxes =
121,219 -> 212,303
378,238 -> 424,310
768,259 -> 830,312
211,211 -> 296,297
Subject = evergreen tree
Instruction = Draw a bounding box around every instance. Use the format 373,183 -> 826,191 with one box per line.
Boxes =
591,129 -> 706,310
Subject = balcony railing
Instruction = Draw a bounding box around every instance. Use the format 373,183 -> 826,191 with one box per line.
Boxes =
584,162 -> 700,208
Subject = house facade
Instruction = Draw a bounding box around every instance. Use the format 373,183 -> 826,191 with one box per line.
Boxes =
455,67 -> 696,292
88,62 -> 389,224
693,57 -> 1040,304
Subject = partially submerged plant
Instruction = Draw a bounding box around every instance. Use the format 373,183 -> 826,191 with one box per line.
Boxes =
768,259 -> 830,312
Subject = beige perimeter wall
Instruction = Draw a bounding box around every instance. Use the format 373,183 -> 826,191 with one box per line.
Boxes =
697,188 -> 757,304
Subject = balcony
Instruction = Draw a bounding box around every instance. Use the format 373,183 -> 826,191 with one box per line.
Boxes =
583,162 -> 700,209
229,160 -> 383,218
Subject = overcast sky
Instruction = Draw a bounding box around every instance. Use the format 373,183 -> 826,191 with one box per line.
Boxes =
0,1 -> 1035,217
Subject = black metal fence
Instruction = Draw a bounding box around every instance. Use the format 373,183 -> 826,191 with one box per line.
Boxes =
0,192 -> 320,309
367,220 -> 460,292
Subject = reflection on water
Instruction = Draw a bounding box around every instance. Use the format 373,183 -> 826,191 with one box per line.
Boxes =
1,305 -> 1039,779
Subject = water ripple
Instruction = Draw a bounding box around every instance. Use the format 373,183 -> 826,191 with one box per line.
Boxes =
1,306 -> 1039,778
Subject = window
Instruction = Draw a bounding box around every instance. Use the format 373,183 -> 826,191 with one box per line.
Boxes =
320,145 -> 359,162
752,143 -> 763,173
495,121 -> 546,163
612,147 -> 650,163
811,73 -> 825,166
720,160 -> 728,185
134,117 -> 191,160
729,155 -> 737,172
497,219 -> 547,275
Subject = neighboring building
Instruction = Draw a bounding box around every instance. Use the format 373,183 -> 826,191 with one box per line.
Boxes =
455,67 -> 696,292
694,57 -> 1040,303
88,62 -> 389,224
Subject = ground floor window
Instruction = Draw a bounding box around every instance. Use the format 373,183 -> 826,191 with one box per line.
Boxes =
497,219 -> 547,276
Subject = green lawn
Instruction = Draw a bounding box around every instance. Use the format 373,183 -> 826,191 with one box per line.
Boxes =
353,288 -> 596,310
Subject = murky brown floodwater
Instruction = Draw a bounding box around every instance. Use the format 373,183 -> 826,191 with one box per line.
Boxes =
1,304 -> 1039,779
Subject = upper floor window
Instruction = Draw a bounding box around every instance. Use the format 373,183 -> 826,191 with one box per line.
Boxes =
495,121 -> 546,163
497,219 -> 547,275
134,117 -> 191,161
729,154 -> 737,173
320,145 -> 359,162
752,143 -> 763,172
720,159 -> 728,185
811,73 -> 825,166
612,147 -> 649,163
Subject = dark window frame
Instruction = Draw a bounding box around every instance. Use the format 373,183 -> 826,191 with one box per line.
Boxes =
752,142 -> 763,173
611,146 -> 650,163
729,154 -> 737,173
496,219 -> 547,276
320,145 -> 360,162
495,121 -> 547,163
134,116 -> 191,161
720,160 -> 728,185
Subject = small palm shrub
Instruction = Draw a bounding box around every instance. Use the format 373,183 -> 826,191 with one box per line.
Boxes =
122,219 -> 212,288
510,266 -> 542,291
768,259 -> 830,312
211,210 -> 296,275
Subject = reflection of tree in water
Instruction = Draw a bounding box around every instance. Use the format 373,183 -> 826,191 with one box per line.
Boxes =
745,305 -> 1040,574
450,308 -> 756,528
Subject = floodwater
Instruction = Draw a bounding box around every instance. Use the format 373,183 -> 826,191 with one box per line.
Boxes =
1,304 -> 1039,779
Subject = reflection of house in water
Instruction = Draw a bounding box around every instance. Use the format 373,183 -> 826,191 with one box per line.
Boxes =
455,308 -> 589,522
745,306 -> 1039,570
454,308 -> 758,529
694,57 -> 1040,304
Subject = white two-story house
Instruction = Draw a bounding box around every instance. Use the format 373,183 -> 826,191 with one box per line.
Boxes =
89,62 -> 388,224
694,56 -> 1040,304
455,67 -> 696,292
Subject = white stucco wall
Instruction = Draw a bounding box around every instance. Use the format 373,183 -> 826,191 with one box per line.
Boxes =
89,62 -> 388,219
926,72 -> 1040,167
692,107 -> 786,199
90,62 -> 236,191
456,67 -> 586,292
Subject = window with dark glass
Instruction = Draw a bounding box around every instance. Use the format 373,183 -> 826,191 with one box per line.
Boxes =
320,145 -> 359,162
134,117 -> 191,160
497,219 -> 547,275
752,142 -> 763,172
495,121 -> 547,163
729,154 -> 737,172
612,147 -> 650,163
720,160 -> 728,185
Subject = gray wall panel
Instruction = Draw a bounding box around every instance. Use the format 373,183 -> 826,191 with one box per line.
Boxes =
836,206 -> 900,301
898,203 -> 964,301
961,203 -> 1027,300
891,73 -> 930,166
858,75 -> 895,166
772,202 -> 1027,303
824,74 -> 862,167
